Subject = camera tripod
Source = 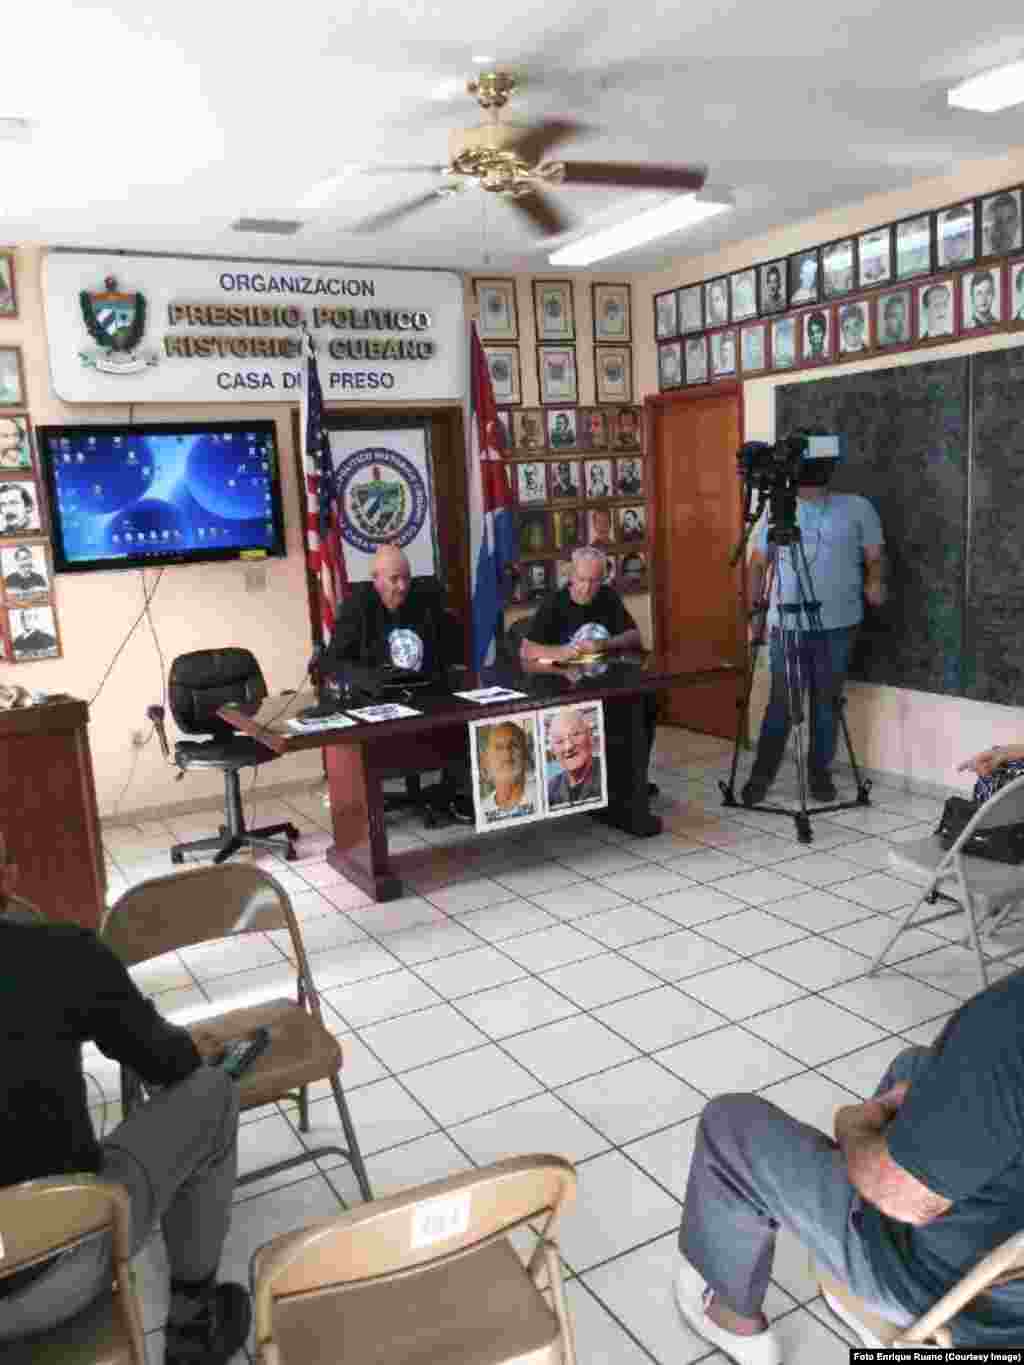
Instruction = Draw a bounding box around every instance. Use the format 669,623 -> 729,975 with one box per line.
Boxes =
720,525 -> 871,843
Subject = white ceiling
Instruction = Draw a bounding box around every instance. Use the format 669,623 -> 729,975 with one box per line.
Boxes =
4,0 -> 1024,272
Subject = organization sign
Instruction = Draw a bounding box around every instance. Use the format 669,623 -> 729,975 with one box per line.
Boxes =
43,252 -> 466,404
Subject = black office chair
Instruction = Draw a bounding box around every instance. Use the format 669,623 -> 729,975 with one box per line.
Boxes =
148,647 -> 299,866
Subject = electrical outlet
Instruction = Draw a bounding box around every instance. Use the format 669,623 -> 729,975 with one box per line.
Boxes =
131,729 -> 147,749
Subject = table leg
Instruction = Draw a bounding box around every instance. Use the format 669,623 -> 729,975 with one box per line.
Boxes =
323,741 -> 402,901
593,696 -> 662,838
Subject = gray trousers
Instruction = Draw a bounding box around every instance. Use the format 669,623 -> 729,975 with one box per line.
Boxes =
0,1065 -> 239,1342
679,1044 -> 932,1322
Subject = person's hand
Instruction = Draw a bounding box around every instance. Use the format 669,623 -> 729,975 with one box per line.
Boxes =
191,1028 -> 224,1062
957,747 -> 1003,777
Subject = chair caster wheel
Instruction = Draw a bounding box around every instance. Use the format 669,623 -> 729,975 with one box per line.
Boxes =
170,850 -> 184,865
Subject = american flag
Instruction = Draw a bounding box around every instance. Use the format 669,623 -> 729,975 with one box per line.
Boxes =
300,331 -> 348,642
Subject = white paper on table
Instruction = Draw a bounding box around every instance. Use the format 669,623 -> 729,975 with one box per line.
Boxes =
346,703 -> 422,722
286,713 -> 359,733
453,687 -> 530,704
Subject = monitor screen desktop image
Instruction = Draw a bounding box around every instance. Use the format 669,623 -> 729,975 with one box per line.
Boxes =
38,422 -> 287,572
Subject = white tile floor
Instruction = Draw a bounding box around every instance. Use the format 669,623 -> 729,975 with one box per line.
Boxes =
95,732 -> 1024,1363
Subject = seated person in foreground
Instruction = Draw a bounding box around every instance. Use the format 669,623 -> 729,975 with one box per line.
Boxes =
674,969 -> 1024,1362
520,545 -> 657,794
0,838 -> 249,1364
958,743 -> 1024,803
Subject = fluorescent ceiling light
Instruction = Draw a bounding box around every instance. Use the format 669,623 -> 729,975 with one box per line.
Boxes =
548,193 -> 731,266
471,54 -> 495,64
948,60 -> 1024,113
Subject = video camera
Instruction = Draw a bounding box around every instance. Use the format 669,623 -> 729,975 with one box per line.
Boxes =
730,431 -> 845,563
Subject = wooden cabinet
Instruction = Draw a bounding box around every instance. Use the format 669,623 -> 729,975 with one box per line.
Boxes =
0,699 -> 106,928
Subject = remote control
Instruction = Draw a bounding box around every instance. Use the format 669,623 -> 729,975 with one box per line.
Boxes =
213,1027 -> 271,1079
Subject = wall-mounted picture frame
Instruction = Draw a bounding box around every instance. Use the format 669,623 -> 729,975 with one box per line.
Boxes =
800,307 -> 833,364
1011,262 -> 1024,323
550,461 -> 581,500
679,285 -> 704,333
617,505 -> 647,542
608,407 -> 641,451
546,408 -> 579,450
555,559 -> 572,589
837,299 -> 871,356
587,506 -> 614,548
615,457 -> 644,497
619,549 -> 648,592
0,252 -> 17,319
962,265 -> 1002,331
705,277 -> 730,327
858,226 -> 893,289
512,408 -> 545,451
603,553 -> 617,586
770,316 -> 797,370
537,346 -> 578,404
9,602 -> 60,662
740,323 -> 767,374
730,268 -> 758,322
523,560 -> 551,603
583,458 -> 613,500
789,249 -> 821,305
917,278 -> 956,341
594,345 -> 633,404
578,408 -> 608,451
534,280 -> 575,341
593,283 -> 631,342
1,540 -> 51,601
981,188 -> 1023,256
759,260 -> 788,314
895,213 -> 933,281
515,461 -> 548,505
0,477 -> 42,537
710,329 -> 737,379
474,278 -> 519,340
0,413 -> 33,472
516,509 -> 551,556
685,335 -> 709,384
0,347 -> 25,408
822,238 -> 856,299
876,289 -> 912,347
936,202 -> 976,270
655,290 -> 679,339
483,345 -> 522,405
658,341 -> 682,390
553,507 -> 583,550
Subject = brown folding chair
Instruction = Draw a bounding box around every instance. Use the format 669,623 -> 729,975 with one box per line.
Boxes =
0,1175 -> 146,1364
250,1154 -> 577,1365
817,1227 -> 1024,1346
101,863 -> 372,1201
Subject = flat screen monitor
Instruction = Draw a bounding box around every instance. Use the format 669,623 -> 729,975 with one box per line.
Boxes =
36,421 -> 287,573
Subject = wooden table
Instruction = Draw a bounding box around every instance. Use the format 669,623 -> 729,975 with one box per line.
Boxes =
220,647 -> 738,902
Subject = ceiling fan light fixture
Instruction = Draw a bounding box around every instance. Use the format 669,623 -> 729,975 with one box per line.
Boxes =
548,193 -> 731,266
947,59 -> 1024,112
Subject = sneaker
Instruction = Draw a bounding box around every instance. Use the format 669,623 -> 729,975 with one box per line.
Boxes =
809,773 -> 837,803
165,1282 -> 252,1365
741,777 -> 770,807
674,1262 -> 781,1365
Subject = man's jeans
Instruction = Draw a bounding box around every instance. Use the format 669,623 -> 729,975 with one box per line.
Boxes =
751,625 -> 856,783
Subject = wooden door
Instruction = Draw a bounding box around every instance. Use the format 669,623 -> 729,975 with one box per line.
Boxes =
649,385 -> 746,738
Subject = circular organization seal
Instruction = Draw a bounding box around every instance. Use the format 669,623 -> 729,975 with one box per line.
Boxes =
570,623 -> 611,649
335,446 -> 429,555
388,628 -> 424,671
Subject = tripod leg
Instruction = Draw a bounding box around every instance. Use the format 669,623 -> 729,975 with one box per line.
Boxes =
836,693 -> 872,804
721,554 -> 776,806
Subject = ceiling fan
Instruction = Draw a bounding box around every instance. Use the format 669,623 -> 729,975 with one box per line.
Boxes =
345,70 -> 707,238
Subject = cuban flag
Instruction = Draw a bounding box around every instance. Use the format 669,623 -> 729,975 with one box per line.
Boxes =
467,322 -> 516,670
300,331 -> 349,644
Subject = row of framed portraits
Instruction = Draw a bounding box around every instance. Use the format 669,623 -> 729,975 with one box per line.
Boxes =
484,341 -> 634,406
655,185 -> 1024,339
495,404 -> 643,454
0,541 -> 61,662
475,278 -> 633,344
657,262 -> 1024,386
512,549 -> 650,604
516,503 -> 649,553
510,455 -> 645,505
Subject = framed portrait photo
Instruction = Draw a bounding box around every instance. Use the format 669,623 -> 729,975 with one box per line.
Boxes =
546,408 -> 579,451
537,347 -> 578,405
658,341 -> 683,390
759,260 -> 788,314
740,323 -> 767,375
876,289 -> 912,347
837,300 -> 871,357
705,277 -> 730,327
1,540 -> 51,600
0,413 -> 34,472
592,283 -> 631,341
684,335 -> 709,384
474,278 -> 518,340
618,549 -> 648,591
515,461 -> 547,505
587,506 -> 614,548
800,308 -> 832,364
534,280 -> 575,341
555,559 -> 572,589
523,561 -> 551,603
617,505 -> 647,543
583,458 -> 613,500
513,408 -> 545,452
962,265 -> 1002,331
0,347 -> 25,408
594,345 -> 633,404
654,290 -> 679,339
608,407 -> 641,451
895,213 -> 933,281
1011,262 -> 1024,324
858,226 -> 893,289
578,408 -> 608,451
679,285 -> 704,333
730,268 -> 758,322
822,238 -> 856,299
9,603 -> 60,662
710,329 -> 737,379
770,316 -> 797,371
615,457 -> 644,497
981,189 -> 1023,257
550,462 -> 581,503
483,345 -> 521,405
540,702 -> 609,819
0,252 -> 17,319
470,712 -> 544,833
552,507 -> 583,549
916,279 -> 956,342
516,509 -> 550,556
789,249 -> 821,306
936,202 -> 976,270
0,478 -> 42,537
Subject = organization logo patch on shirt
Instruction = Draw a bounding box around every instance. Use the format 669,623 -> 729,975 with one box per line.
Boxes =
569,622 -> 611,649
388,628 -> 424,671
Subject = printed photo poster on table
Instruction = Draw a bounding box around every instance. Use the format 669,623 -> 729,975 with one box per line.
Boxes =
469,712 -> 544,833
326,422 -> 440,582
539,701 -> 608,819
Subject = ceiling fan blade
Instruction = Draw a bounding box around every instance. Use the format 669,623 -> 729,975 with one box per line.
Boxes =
357,163 -> 448,176
506,119 -> 586,167
508,189 -> 571,238
348,191 -> 447,233
557,161 -> 707,192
